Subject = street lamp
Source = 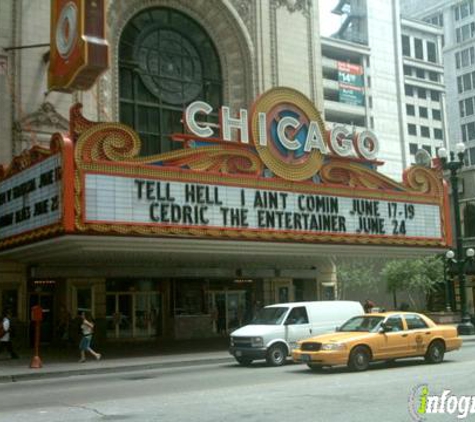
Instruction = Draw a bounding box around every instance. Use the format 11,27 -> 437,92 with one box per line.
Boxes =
438,143 -> 475,335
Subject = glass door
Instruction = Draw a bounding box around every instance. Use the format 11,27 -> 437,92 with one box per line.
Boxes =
106,293 -> 132,339
209,291 -> 246,334
107,292 -> 162,339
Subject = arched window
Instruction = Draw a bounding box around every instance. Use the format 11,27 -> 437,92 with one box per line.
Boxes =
119,8 -> 222,155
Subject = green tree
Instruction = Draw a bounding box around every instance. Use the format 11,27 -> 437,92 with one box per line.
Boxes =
335,258 -> 380,300
381,255 -> 443,310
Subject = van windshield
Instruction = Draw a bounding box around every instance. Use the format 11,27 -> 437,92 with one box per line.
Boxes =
251,307 -> 289,325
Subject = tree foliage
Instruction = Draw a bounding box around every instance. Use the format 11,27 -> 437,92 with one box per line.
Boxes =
335,258 -> 380,299
381,255 -> 444,308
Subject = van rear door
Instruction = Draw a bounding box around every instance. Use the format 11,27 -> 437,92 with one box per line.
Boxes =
284,306 -> 312,351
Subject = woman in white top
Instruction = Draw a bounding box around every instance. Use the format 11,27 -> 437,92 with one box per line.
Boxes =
78,311 -> 101,362
0,309 -> 19,359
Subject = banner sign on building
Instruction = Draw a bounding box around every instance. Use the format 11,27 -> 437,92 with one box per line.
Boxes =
337,62 -> 365,106
48,0 -> 109,92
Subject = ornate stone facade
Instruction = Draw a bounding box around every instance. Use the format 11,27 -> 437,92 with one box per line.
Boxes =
103,0 -> 256,121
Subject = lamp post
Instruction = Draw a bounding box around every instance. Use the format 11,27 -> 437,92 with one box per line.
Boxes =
438,143 -> 475,335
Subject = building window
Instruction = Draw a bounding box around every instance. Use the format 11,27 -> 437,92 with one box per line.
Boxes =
409,143 -> 418,155
403,65 -> 412,76
419,107 -> 428,118
463,121 -> 475,141
402,35 -> 411,56
405,84 -> 414,96
414,38 -> 423,59
432,109 -> 441,120
408,124 -> 417,135
469,121 -> 475,140
456,51 -> 461,69
422,145 -> 432,154
465,97 -> 474,116
418,88 -> 426,99
425,14 -> 443,27
460,100 -> 466,117
428,71 -> 439,82
463,73 -> 473,91
434,128 -> 443,140
430,91 -> 440,101
461,48 -> 470,67
463,201 -> 475,237
427,41 -> 437,63
119,8 -> 223,156
458,76 -> 464,93
416,68 -> 425,79
420,126 -> 430,138
406,104 -> 415,116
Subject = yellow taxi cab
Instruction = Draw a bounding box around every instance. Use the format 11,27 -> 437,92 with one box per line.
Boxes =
292,312 -> 462,371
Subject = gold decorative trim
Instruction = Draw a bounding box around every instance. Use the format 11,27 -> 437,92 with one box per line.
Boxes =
0,135 -> 62,181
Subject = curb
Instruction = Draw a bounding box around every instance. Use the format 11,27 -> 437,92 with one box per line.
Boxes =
0,356 -> 235,384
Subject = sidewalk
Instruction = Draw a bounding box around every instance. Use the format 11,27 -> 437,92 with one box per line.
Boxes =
1,335 -> 474,384
0,337 -> 233,384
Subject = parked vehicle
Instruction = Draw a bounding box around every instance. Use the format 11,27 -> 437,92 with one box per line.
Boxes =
229,300 -> 364,366
292,312 -> 463,372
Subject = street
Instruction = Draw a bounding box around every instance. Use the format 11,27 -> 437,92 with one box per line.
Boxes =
0,343 -> 474,422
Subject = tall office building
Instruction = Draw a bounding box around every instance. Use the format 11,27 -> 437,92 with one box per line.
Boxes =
321,0 -> 446,180
400,0 -> 475,254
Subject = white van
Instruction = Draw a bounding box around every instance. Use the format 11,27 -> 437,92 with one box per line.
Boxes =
229,301 -> 364,366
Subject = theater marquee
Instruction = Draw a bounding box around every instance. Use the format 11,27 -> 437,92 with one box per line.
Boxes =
0,87 -> 451,249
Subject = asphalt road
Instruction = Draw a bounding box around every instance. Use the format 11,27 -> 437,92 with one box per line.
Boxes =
1,343 -> 475,422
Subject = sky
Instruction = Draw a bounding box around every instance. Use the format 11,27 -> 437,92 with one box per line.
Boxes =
319,0 -> 343,36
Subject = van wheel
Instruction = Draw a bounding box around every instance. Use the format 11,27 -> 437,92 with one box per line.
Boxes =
348,346 -> 370,371
425,340 -> 445,364
235,357 -> 253,366
266,344 -> 287,366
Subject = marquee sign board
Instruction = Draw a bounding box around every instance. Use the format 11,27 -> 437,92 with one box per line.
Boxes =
48,0 -> 109,92
0,88 -> 451,250
84,174 -> 442,240
68,86 -> 449,248
0,155 -> 62,240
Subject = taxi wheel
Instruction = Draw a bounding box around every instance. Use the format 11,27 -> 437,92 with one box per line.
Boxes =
425,340 -> 445,364
348,346 -> 371,371
266,344 -> 287,366
235,357 -> 253,366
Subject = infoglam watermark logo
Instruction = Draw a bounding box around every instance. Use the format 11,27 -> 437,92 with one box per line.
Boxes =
409,384 -> 475,420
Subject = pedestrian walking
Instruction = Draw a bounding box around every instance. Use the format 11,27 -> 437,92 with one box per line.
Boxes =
78,311 -> 101,362
0,309 -> 19,359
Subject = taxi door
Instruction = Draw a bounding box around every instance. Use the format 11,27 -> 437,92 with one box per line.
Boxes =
375,315 -> 411,359
284,306 -> 312,351
403,314 -> 432,356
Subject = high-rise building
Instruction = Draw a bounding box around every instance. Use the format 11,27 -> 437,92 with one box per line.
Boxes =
401,0 -> 475,263
322,0 -> 447,179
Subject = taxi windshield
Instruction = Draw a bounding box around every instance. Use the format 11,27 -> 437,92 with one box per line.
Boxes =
251,307 -> 289,325
339,316 -> 384,332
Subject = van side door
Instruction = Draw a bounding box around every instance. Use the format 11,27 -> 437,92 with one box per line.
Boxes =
284,306 -> 312,351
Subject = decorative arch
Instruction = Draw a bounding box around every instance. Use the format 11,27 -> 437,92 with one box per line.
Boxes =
101,0 -> 255,122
